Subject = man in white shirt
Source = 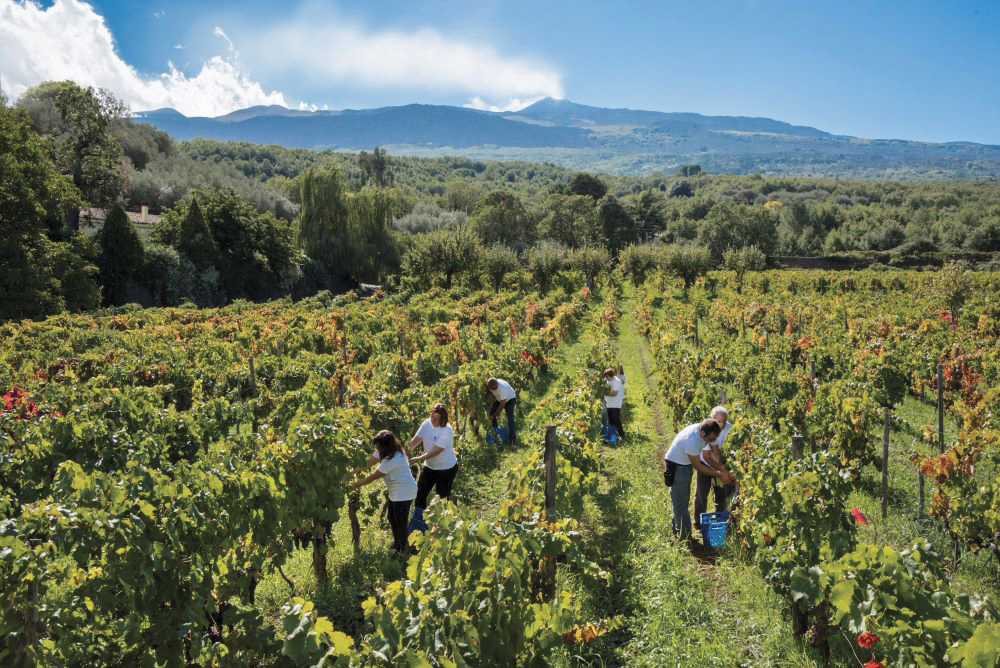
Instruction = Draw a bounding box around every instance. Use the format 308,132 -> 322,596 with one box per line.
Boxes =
486,377 -> 518,445
694,406 -> 736,532
604,368 -> 625,439
663,419 -> 729,539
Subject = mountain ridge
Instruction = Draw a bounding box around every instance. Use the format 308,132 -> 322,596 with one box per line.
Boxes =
133,99 -> 1000,178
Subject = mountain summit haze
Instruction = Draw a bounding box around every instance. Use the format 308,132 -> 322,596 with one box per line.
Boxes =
134,98 -> 1000,178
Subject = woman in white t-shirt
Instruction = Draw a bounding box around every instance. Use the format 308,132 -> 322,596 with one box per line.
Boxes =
353,430 -> 418,554
604,367 -> 625,438
407,403 -> 458,529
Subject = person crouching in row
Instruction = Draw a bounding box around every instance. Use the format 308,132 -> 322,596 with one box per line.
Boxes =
663,418 -> 735,540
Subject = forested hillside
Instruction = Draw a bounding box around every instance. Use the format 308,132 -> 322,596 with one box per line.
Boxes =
3,82 -> 999,323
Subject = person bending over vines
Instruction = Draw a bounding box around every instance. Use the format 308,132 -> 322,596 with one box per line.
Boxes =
353,430 -> 418,555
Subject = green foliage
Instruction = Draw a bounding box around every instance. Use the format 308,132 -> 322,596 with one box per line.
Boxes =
567,246 -> 611,289
568,172 -> 608,200
698,202 -> 778,262
17,81 -> 127,226
176,198 -> 219,269
0,105 -> 96,320
619,243 -> 662,286
596,193 -> 638,254
480,244 -> 520,292
97,204 -> 144,305
470,190 -> 535,249
402,226 -> 481,289
722,245 -> 767,293
358,146 -> 393,188
660,243 -> 712,289
156,188 -> 300,302
538,193 -> 599,248
525,242 -> 568,293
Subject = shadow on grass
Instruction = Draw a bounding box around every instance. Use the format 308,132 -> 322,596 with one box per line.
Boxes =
313,541 -> 405,638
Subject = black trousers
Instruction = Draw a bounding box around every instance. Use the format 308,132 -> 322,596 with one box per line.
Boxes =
387,499 -> 412,553
606,407 -> 623,437
415,464 -> 459,509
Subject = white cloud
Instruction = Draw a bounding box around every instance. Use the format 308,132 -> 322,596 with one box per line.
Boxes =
0,0 -> 296,116
153,10 -> 165,19
464,95 -> 545,113
248,8 -> 563,102
174,43 -> 185,50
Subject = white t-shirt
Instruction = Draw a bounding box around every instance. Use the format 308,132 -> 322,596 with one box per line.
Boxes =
490,379 -> 517,402
665,423 -> 707,465
605,377 -> 624,409
700,422 -> 732,467
375,451 -> 418,502
415,419 -> 457,471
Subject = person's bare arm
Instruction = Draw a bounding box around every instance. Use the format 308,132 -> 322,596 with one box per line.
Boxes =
353,469 -> 384,489
689,453 -> 724,478
412,445 -> 444,464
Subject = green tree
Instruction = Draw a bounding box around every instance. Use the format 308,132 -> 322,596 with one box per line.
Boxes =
402,227 -> 481,289
662,244 -> 712,291
619,243 -> 661,286
297,163 -> 351,277
568,172 -> 607,200
596,194 -> 638,254
0,105 -> 96,320
358,147 -> 393,188
722,245 -> 767,294
50,233 -> 101,312
470,190 -> 535,249
567,246 -> 611,290
440,179 -> 481,213
155,189 -> 299,301
98,204 -> 145,305
480,244 -> 520,292
525,242 -> 567,293
176,199 -> 219,269
629,190 -> 666,241
698,202 -> 778,263
538,194 -> 599,248
17,81 -> 128,231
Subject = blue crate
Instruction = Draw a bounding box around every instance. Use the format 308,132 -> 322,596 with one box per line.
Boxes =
699,511 -> 731,549
602,424 -> 619,444
486,427 -> 508,445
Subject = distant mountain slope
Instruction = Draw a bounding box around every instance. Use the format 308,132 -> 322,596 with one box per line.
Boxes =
135,99 -> 1000,178
137,104 -> 590,149
511,97 -> 831,138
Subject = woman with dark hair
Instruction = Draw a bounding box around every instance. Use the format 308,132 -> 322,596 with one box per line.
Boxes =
407,403 -> 458,530
353,429 -> 418,554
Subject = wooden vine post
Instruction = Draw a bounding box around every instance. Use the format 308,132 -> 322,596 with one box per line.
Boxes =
881,406 -> 890,520
540,425 -> 558,601
249,357 -> 258,433
937,364 -> 945,454
790,435 -> 804,461
339,339 -> 347,406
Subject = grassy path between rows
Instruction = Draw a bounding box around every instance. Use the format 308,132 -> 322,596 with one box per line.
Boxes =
564,293 -> 817,667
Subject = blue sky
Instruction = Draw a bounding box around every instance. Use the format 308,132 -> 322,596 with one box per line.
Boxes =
3,0 -> 998,143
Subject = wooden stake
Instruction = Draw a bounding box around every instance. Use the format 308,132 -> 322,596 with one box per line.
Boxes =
540,425 -> 558,601
918,471 -> 925,520
719,389 -> 727,405
937,364 -> 945,453
348,494 -> 361,548
791,434 -> 804,461
882,406 -> 890,520
694,317 -> 700,348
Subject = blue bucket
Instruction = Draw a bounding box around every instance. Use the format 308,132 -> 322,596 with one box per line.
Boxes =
486,427 -> 508,445
602,425 -> 619,444
700,511 -> 731,549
